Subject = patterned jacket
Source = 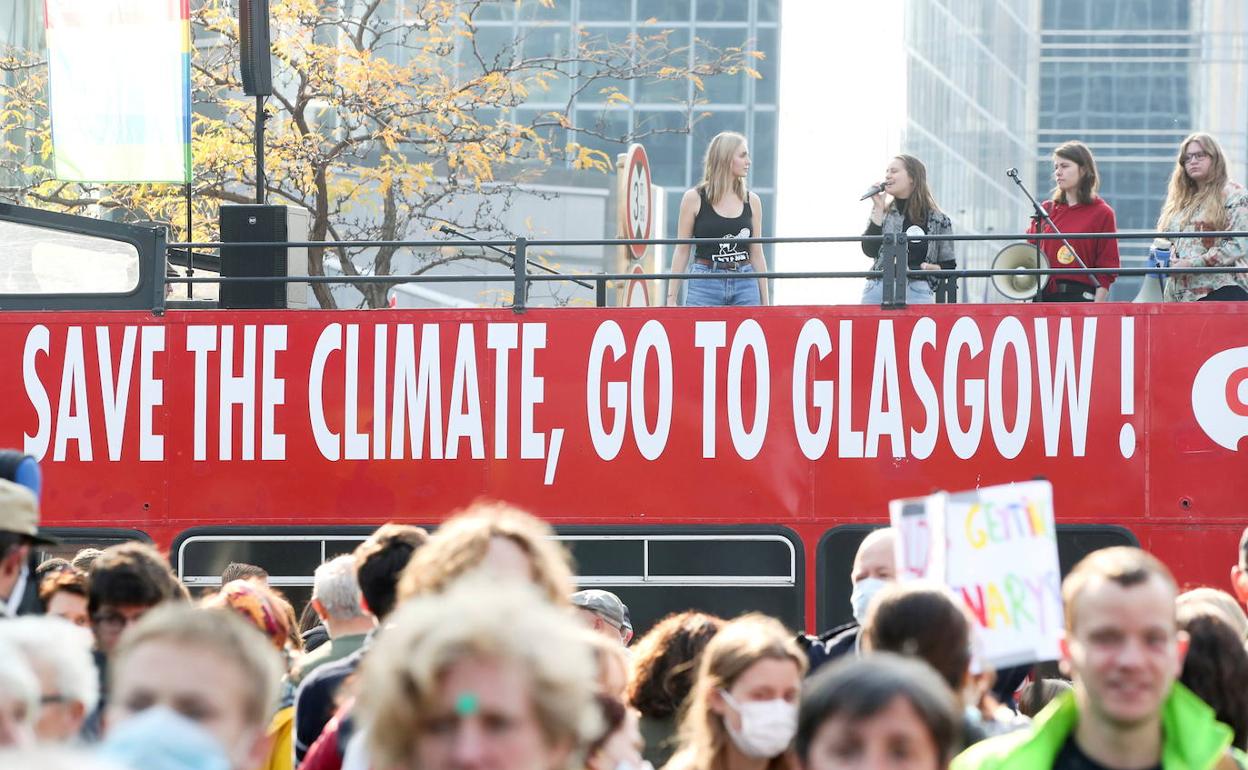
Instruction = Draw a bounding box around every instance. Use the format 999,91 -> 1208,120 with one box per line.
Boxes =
1161,181 -> 1248,302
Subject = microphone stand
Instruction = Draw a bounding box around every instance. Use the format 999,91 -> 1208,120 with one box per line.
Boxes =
1006,168 -> 1089,302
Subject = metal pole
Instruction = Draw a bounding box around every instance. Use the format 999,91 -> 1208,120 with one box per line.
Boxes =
153,225 -> 168,316
595,276 -> 607,307
184,182 -> 194,299
881,231 -> 909,308
513,237 -> 527,313
255,95 -> 265,204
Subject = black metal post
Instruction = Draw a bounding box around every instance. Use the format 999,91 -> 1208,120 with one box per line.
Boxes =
152,225 -> 168,316
880,231 -> 908,308
255,95 -> 266,204
595,276 -> 607,307
183,181 -> 194,299
513,237 -> 527,313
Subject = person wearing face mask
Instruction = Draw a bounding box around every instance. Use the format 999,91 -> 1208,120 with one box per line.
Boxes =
664,614 -> 807,770
797,528 -> 896,675
98,706 -> 237,770
105,604 -> 284,770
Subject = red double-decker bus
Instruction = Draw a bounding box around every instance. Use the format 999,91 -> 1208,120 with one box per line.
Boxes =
4,302 -> 1245,635
2,201 -> 1245,636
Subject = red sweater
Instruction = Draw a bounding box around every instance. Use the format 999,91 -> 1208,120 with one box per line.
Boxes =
1026,197 -> 1119,291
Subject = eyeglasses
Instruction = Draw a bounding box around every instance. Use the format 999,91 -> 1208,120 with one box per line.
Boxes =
1182,151 -> 1210,164
92,609 -> 147,631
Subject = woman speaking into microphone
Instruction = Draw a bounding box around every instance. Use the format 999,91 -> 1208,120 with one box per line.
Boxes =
1027,140 -> 1119,302
860,155 -> 955,304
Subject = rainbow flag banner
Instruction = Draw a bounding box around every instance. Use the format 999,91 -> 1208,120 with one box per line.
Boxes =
44,0 -> 191,183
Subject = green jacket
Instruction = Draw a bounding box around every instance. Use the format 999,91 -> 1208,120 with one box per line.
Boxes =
953,684 -> 1244,770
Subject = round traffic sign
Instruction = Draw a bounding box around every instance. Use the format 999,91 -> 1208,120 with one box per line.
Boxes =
624,144 -> 652,261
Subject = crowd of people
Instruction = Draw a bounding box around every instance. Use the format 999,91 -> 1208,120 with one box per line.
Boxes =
4,474 -> 1248,770
667,130 -> 1248,306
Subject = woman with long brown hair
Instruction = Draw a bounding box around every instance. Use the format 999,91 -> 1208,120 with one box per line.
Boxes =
1026,140 -> 1119,302
663,614 -> 806,770
667,132 -> 769,307
1156,133 -> 1248,301
628,611 -> 726,768
860,155 -> 955,304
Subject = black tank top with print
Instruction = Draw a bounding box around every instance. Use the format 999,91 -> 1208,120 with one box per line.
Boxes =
693,188 -> 753,262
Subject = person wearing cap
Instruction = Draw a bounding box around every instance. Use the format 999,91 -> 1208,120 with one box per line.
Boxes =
572,589 -> 633,646
0,478 -> 58,619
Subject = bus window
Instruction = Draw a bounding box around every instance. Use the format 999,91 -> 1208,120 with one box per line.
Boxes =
173,529 -> 374,605
172,525 -> 805,636
815,524 -> 1138,631
36,528 -> 152,565
0,219 -> 139,295
560,527 -> 804,636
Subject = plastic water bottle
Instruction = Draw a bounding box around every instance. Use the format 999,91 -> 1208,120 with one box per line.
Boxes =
1149,238 -> 1172,283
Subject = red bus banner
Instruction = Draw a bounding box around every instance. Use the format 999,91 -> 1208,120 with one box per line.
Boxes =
4,304 -> 1244,530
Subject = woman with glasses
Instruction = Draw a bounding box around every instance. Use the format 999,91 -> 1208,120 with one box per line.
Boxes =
1156,133 -> 1248,301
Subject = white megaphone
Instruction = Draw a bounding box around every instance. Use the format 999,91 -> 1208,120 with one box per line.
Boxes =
1133,276 -> 1165,303
991,243 -> 1049,301
1134,240 -> 1171,302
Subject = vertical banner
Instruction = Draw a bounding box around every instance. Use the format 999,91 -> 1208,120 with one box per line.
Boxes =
892,481 -> 1063,668
44,0 -> 192,182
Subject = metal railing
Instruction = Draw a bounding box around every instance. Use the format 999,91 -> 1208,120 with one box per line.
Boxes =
162,228 -> 1248,313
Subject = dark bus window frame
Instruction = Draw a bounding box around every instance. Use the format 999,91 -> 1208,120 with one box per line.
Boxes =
170,524 -> 806,636
36,527 -> 152,564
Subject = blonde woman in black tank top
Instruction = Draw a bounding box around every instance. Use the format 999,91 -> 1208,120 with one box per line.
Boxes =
667,132 -> 770,306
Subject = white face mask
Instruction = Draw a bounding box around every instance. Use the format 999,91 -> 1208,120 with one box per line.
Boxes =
849,577 -> 887,625
719,690 -> 797,759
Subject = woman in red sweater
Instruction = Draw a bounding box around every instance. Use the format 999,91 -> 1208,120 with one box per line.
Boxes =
1026,141 -> 1119,302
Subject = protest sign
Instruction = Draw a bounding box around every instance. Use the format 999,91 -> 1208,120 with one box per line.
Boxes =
891,481 -> 1062,668
890,494 -> 945,582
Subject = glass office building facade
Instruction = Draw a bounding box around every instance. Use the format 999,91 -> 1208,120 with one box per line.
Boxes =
1037,0 -> 1248,298
773,1 -> 1038,305
470,0 -> 781,253
903,0 -> 1041,302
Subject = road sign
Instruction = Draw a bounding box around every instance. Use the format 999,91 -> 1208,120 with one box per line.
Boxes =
623,144 -> 652,261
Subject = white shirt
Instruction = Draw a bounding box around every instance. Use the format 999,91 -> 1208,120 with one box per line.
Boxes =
1,564 -> 29,618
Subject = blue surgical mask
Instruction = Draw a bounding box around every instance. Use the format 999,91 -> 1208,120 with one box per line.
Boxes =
850,577 -> 888,625
98,706 -> 232,770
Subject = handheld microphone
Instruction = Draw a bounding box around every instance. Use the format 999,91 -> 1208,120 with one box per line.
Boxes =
859,182 -> 886,201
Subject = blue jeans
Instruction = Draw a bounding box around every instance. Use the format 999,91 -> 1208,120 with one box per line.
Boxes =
861,279 -> 935,305
684,262 -> 761,306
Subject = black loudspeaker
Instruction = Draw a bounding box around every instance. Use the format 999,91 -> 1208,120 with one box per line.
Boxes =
239,0 -> 272,96
220,205 -> 302,309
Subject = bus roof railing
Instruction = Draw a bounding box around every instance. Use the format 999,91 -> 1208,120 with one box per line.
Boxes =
3,192 -> 1246,313
155,228 -> 1248,313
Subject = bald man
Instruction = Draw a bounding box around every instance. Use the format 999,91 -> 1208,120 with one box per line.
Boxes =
798,527 -> 896,675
